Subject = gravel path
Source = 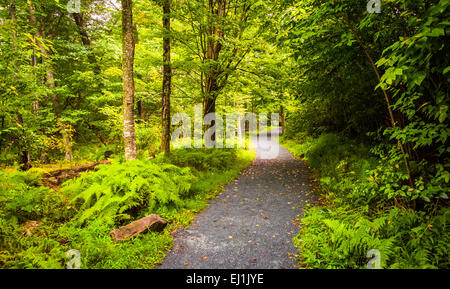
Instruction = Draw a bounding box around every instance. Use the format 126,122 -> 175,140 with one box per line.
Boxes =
158,129 -> 316,269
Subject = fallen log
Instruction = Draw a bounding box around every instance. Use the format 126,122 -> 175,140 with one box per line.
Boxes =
42,160 -> 111,186
110,214 -> 168,242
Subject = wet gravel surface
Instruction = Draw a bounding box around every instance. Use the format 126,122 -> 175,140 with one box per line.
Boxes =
158,130 -> 316,269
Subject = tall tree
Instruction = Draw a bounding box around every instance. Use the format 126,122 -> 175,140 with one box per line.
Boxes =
202,0 -> 254,116
121,0 -> 137,161
201,0 -> 226,116
175,0 -> 258,117
161,0 -> 171,156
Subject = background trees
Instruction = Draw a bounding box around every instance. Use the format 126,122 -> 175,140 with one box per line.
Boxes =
0,0 -> 281,164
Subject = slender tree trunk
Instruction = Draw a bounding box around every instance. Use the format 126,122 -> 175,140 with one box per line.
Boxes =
10,2 -> 17,41
16,113 -> 32,170
73,13 -> 91,46
161,0 -> 172,156
137,100 -> 144,120
121,0 -> 137,161
280,105 -> 285,135
73,12 -> 101,74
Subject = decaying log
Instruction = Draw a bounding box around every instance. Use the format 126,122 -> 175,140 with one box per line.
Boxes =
110,214 -> 167,242
42,160 -> 111,185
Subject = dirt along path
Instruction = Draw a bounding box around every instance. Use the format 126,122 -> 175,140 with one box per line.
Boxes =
158,129 -> 316,269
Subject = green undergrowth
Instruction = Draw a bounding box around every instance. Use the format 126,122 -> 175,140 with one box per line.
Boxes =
0,148 -> 255,269
283,134 -> 449,269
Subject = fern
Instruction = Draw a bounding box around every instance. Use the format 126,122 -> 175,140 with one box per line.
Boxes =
295,205 -> 449,269
62,159 -> 194,225
322,215 -> 395,268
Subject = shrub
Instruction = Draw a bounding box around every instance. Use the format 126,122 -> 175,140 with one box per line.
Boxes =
285,133 -> 449,269
0,170 -> 71,223
295,206 -> 449,269
167,148 -> 238,171
0,170 -> 72,269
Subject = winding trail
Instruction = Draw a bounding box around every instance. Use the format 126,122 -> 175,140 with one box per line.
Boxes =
158,129 -> 316,269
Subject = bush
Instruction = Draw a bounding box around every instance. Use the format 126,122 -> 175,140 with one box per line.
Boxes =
167,148 -> 238,171
284,133 -> 449,269
0,170 -> 73,269
0,170 -> 71,223
295,206 -> 449,269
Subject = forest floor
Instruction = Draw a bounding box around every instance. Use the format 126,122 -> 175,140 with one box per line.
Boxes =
158,129 -> 317,269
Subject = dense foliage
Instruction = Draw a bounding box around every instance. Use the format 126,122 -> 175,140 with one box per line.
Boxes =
281,0 -> 449,268
0,149 -> 254,268
0,0 -> 447,269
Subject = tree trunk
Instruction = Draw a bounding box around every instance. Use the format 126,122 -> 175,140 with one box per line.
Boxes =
202,0 -> 226,116
110,214 -> 167,242
122,0 -> 137,161
16,114 -> 32,171
161,0 -> 171,156
137,100 -> 144,120
42,160 -> 111,186
200,0 -> 227,143
203,93 -> 216,141
73,12 -> 101,74
9,2 -> 17,41
73,13 -> 91,46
